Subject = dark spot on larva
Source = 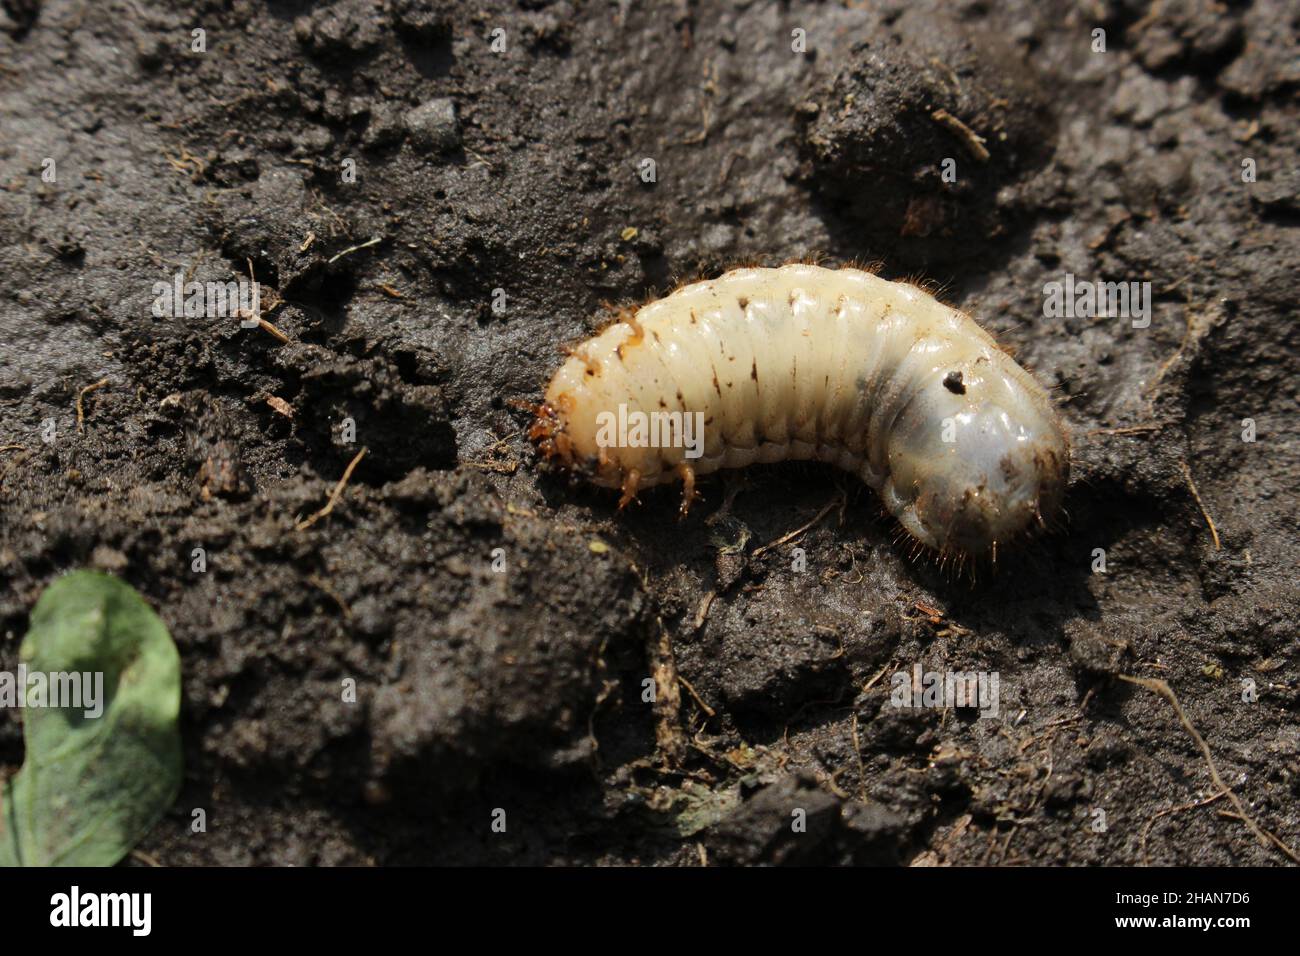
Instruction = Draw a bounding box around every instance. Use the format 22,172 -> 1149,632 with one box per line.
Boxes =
689,310 -> 698,324
652,331 -> 661,344
712,369 -> 722,397
676,389 -> 684,402
943,370 -> 965,394
737,296 -> 749,310
659,398 -> 667,408
751,359 -> 758,381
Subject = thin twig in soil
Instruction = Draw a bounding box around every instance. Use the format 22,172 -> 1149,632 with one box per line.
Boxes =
851,712 -> 867,802
750,493 -> 843,559
1180,460 -> 1222,551
307,574 -> 352,618
76,378 -> 109,433
327,236 -> 382,265
585,632 -> 618,772
297,447 -> 368,531
1144,303 -> 1205,398
1119,673 -> 1298,864
1141,791 -> 1227,866
462,432 -> 522,474
264,396 -> 294,419
1085,424 -> 1162,436
861,660 -> 895,694
676,673 -> 715,718
240,258 -> 290,343
244,317 -> 288,343
690,589 -> 715,633
931,109 -> 990,162
646,612 -> 688,766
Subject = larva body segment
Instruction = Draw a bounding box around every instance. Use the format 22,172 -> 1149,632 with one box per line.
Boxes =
534,265 -> 1069,558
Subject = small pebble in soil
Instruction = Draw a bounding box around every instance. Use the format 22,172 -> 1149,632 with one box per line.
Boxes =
404,98 -> 461,153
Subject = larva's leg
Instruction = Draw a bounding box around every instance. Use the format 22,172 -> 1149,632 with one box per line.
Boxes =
616,312 -> 646,361
618,469 -> 641,510
676,462 -> 696,517
624,312 -> 645,345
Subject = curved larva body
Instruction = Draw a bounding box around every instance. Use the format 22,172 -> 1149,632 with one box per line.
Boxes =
533,264 -> 1068,557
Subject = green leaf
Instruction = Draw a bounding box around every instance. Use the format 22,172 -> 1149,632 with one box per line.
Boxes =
0,570 -> 181,867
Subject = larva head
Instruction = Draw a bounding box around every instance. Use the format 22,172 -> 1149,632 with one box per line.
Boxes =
884,355 -> 1069,558
531,358 -> 654,488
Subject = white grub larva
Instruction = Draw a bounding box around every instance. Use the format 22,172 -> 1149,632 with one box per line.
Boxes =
532,264 -> 1069,561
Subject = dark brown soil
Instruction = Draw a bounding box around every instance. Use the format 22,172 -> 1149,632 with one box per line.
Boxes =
1,0 -> 1296,866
